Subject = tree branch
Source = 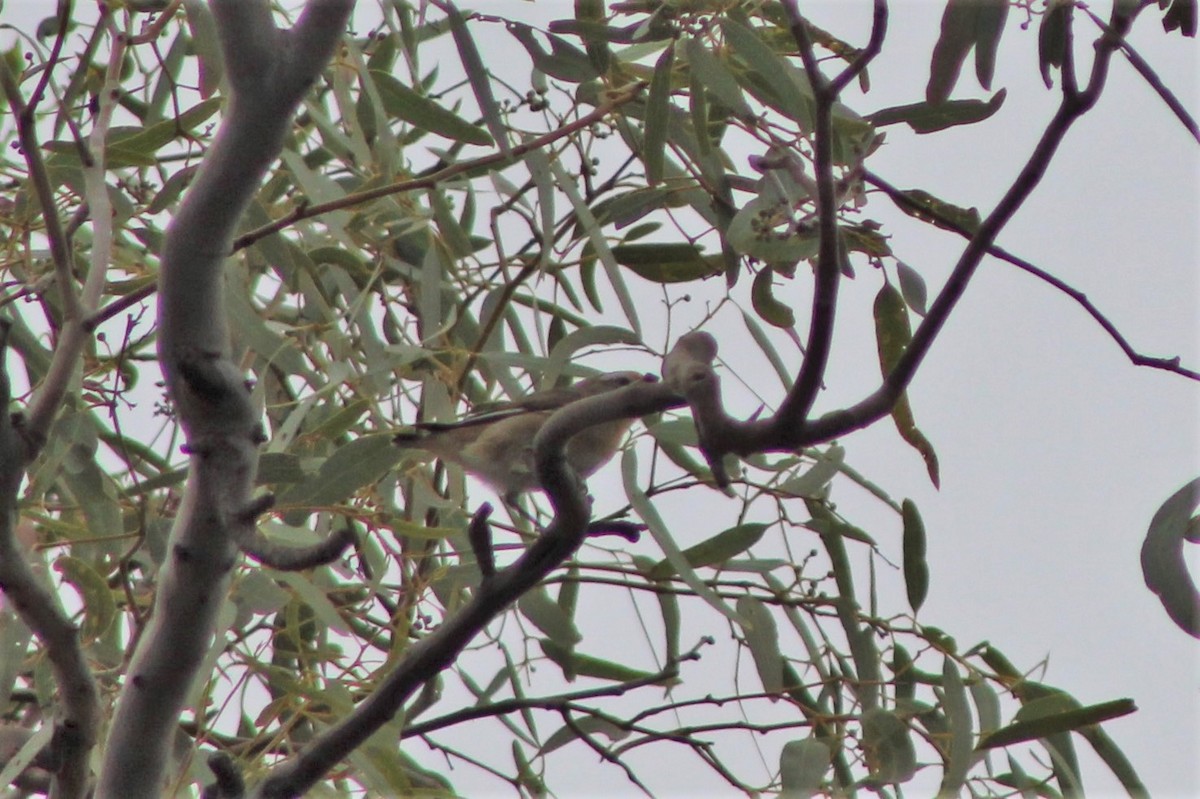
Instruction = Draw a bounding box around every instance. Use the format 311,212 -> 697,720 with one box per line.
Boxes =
775,0 -> 887,433
252,378 -> 683,798
0,324 -> 100,799
864,170 -> 1200,381
95,2 -> 355,796
673,3 -> 1154,463
231,82 -> 645,252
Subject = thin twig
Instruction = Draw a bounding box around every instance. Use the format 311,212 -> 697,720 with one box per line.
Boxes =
1081,6 -> 1200,143
231,83 -> 645,252
864,170 -> 1200,381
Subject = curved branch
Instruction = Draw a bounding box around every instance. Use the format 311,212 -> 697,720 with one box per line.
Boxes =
803,3 -> 1148,446
0,325 -> 99,799
775,1 -> 888,431
96,2 -> 355,796
252,379 -> 683,798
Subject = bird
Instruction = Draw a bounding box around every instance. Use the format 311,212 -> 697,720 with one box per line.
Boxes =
393,371 -> 653,498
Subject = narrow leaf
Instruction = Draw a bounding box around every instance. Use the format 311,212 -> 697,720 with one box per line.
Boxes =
902,499 -> 929,613
648,523 -> 768,579
444,4 -> 508,153
736,596 -> 784,695
370,70 -> 493,146
978,697 -> 1137,750
1140,477 -> 1200,638
643,45 -> 675,185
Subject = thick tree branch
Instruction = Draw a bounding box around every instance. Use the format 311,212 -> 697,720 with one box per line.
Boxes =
775,0 -> 887,431
252,378 -> 683,798
0,326 -> 99,799
96,2 -> 354,797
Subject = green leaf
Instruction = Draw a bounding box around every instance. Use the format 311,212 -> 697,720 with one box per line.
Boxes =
444,4 -> 508,153
777,445 -> 844,500
106,97 -> 221,164
610,242 -> 722,283
779,738 -> 832,799
518,587 -> 583,648
541,715 -> 629,754
507,22 -> 599,83
896,261 -> 928,316
874,282 -> 940,487
736,596 -> 784,694
369,70 -> 492,146
939,657 -> 973,797
978,697 -> 1137,750
927,0 -> 1009,103
278,434 -> 404,525
1140,477 -> 1200,638
866,90 -> 1006,134
720,18 -> 814,127
902,499 -> 929,613
538,639 -> 658,684
55,556 -> 117,641
897,188 -> 982,235
623,448 -> 744,625
684,36 -> 752,119
861,707 -> 917,783
643,44 -> 675,185
751,265 -> 796,328
1162,0 -> 1198,36
1039,1 -> 1071,88
648,523 -> 768,579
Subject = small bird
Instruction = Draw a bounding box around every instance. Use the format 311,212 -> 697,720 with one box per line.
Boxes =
394,371 -> 652,497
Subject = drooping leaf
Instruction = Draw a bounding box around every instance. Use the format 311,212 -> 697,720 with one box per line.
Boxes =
751,264 -> 796,328
519,587 -> 583,648
648,523 -> 768,579
643,44 -> 675,185
779,738 -> 832,799
939,657 -> 974,796
1039,1 -> 1071,88
684,36 -> 753,119
55,556 -> 117,641
867,90 -> 1006,134
720,18 -> 814,127
1162,0 -> 1198,36
369,70 -> 493,146
927,0 -> 1010,103
874,282 -> 941,487
444,4 -> 508,153
861,708 -> 917,783
1140,477 -> 1200,638
901,499 -> 929,613
978,697 -> 1137,750
736,596 -> 784,695
896,261 -> 928,316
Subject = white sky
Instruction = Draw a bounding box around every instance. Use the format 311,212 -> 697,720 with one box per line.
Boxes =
0,1 -> 1196,796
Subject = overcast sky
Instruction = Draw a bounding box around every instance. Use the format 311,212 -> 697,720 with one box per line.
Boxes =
0,1 -> 1195,796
